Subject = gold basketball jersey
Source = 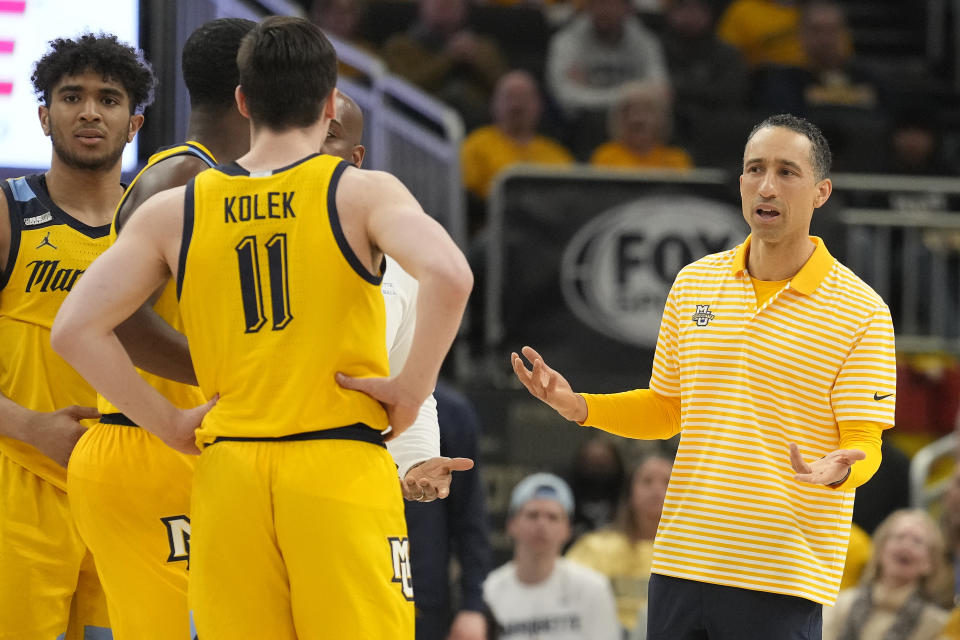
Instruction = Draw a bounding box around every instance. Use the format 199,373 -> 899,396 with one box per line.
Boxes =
97,142 -> 217,418
0,174 -> 109,489
178,154 -> 389,444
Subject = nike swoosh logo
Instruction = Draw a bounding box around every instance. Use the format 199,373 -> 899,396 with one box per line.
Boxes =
874,392 -> 894,401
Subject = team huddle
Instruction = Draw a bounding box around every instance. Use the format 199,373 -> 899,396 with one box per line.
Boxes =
0,16 -> 471,640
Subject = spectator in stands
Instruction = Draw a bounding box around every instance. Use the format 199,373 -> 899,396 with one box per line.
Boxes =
853,440 -> 911,535
661,0 -> 748,114
895,353 -> 960,446
406,381 -> 491,640
309,0 -> 375,78
382,0 -> 508,130
883,109 -> 959,178
590,81 -> 693,170
822,509 -> 952,640
310,0 -> 368,43
716,0 -> 805,68
545,0 -> 668,157
461,70 -> 574,202
754,1 -> 883,116
939,468 -> 960,639
566,453 -> 672,637
484,473 -> 621,639
840,522 -> 873,591
566,434 -> 626,542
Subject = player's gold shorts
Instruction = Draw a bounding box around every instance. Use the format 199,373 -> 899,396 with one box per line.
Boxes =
68,418 -> 196,640
189,427 -> 414,639
0,450 -> 110,640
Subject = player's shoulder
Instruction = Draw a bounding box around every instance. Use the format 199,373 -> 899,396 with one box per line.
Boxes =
119,156 -> 210,228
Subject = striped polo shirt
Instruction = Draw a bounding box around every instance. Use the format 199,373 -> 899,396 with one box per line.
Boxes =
646,235 -> 895,606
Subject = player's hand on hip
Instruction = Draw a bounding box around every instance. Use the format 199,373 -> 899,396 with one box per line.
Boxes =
511,346 -> 587,423
403,456 -> 475,501
789,443 -> 865,486
27,405 -> 99,467
164,395 -> 217,455
336,373 -> 422,439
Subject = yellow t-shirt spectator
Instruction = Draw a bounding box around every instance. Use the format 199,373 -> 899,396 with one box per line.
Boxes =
461,125 -> 574,199
717,0 -> 806,67
566,529 -> 655,631
839,522 -> 872,590
589,141 -> 693,170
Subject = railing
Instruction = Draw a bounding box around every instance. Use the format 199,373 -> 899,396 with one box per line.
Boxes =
324,35 -> 468,250
835,173 -> 960,355
910,431 -> 957,509
156,8 -> 467,250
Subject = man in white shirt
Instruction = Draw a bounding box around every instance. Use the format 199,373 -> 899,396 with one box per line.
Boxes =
322,91 -> 474,501
484,473 -> 621,640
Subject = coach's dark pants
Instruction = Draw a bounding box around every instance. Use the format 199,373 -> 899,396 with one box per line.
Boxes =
647,574 -> 822,640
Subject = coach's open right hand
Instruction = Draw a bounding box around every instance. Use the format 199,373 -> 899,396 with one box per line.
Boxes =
511,346 -> 588,423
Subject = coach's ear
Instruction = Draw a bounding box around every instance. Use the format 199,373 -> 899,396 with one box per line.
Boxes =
235,85 -> 251,119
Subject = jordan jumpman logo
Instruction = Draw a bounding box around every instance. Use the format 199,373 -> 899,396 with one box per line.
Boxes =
36,231 -> 57,250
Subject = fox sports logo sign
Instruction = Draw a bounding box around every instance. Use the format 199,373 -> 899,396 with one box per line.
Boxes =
560,194 -> 744,348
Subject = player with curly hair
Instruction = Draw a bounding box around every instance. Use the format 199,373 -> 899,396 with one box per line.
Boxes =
0,32 -> 154,639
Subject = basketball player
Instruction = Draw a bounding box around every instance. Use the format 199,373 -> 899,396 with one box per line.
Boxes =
52,16 -> 472,639
65,19 -> 254,640
0,33 -> 153,639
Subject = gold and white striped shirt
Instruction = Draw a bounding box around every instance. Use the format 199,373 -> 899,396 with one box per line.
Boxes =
585,235 -> 895,606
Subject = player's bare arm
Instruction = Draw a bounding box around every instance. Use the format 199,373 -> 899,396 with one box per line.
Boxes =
110,157 -> 210,385
51,187 -> 212,453
511,345 -> 588,422
334,169 -> 473,434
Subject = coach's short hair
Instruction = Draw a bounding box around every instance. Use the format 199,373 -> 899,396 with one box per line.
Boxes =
237,16 -> 338,131
182,18 -> 256,111
31,32 -> 155,114
746,113 -> 832,181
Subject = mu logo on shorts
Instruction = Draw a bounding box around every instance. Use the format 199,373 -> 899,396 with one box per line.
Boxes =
692,304 -> 715,326
388,537 -> 414,601
161,515 -> 191,566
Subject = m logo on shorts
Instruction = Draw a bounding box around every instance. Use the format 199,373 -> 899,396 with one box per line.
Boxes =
388,537 -> 414,601
161,515 -> 191,565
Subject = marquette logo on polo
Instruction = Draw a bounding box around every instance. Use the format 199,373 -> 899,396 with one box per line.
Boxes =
388,537 -> 414,601
24,260 -> 84,292
559,195 -> 744,348
692,305 -> 715,326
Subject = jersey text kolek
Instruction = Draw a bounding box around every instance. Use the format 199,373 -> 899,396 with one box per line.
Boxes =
224,191 -> 296,224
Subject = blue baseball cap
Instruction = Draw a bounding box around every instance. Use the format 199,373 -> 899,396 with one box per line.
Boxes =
509,472 -> 574,517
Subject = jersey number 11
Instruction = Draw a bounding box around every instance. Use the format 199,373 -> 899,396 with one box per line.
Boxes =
235,233 -> 292,333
